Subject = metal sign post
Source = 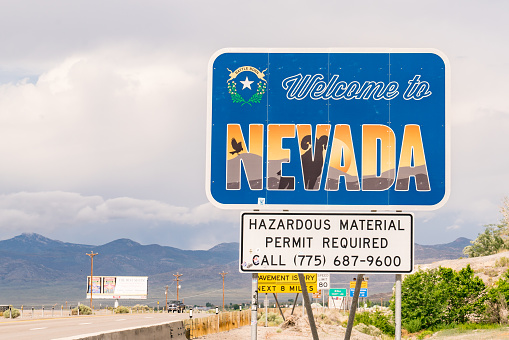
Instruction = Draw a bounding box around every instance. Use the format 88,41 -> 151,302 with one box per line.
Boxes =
395,274 -> 402,340
251,273 -> 258,340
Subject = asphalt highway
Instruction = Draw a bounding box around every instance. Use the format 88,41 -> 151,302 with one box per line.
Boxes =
0,311 -> 198,339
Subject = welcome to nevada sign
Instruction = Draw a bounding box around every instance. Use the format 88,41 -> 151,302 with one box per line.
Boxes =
206,48 -> 450,210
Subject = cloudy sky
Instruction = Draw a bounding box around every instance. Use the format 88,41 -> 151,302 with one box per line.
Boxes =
0,1 -> 508,250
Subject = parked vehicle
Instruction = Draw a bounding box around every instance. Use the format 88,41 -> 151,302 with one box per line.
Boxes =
167,300 -> 185,313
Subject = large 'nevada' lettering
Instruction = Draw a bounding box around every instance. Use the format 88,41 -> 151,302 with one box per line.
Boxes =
226,123 -> 430,191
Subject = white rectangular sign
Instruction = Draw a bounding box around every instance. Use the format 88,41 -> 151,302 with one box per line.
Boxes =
317,273 -> 330,290
240,212 -> 413,273
86,276 -> 148,299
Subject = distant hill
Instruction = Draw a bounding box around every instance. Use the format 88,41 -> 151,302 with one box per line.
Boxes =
0,233 -> 470,306
414,237 -> 471,264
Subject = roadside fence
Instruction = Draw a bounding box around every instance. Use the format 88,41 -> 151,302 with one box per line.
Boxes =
185,310 -> 251,338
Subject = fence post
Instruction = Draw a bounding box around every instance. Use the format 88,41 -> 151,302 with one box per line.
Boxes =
42,306 -> 44,318
21,305 -> 23,318
52,306 -> 54,317
32,307 -> 34,318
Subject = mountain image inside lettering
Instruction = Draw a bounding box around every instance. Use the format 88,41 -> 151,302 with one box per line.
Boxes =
226,153 -> 263,189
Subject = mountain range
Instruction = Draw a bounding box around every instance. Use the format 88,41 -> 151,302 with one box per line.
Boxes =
0,233 -> 471,306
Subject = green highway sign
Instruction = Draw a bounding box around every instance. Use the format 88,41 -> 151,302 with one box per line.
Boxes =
329,288 -> 347,297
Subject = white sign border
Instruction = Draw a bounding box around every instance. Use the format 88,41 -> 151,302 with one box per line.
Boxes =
239,211 -> 414,274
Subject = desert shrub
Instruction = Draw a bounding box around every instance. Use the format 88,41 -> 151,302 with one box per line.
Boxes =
257,312 -> 284,326
132,304 -> 150,312
464,224 -> 506,257
496,257 -> 509,267
3,308 -> 20,318
417,330 -> 434,339
354,310 -> 394,335
403,318 -> 422,333
115,306 -> 130,314
72,304 -> 92,315
354,323 -> 382,336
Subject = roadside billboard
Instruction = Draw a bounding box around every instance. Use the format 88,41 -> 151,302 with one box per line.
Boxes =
207,48 -> 450,210
86,276 -> 148,299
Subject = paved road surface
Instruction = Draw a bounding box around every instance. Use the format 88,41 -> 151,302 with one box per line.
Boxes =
0,311 -> 198,339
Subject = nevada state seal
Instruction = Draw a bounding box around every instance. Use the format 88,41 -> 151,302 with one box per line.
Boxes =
226,66 -> 267,106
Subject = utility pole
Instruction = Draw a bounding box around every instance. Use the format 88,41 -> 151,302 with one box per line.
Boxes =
86,251 -> 98,309
165,285 -> 169,311
219,271 -> 228,311
173,272 -> 183,301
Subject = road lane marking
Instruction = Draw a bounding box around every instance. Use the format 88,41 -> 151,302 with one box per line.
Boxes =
79,322 -> 92,325
115,319 -> 126,321
30,327 -> 48,330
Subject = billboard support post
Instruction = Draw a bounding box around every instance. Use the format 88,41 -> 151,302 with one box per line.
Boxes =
345,274 -> 364,340
298,273 -> 319,340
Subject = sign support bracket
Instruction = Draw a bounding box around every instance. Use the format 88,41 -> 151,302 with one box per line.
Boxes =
298,273 -> 319,340
344,273 -> 364,340
272,293 -> 285,321
291,293 -> 299,315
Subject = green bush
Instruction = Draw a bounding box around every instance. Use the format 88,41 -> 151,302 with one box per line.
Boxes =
354,311 -> 395,335
115,306 -> 130,314
72,304 -> 92,315
354,323 -> 382,337
257,312 -> 284,326
463,224 -> 506,257
403,318 -> 422,333
395,265 -> 486,331
3,308 -> 20,318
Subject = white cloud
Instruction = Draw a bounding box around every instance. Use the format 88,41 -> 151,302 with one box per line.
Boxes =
0,47 -> 207,206
0,191 -> 237,234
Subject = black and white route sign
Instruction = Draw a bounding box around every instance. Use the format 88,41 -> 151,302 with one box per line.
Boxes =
239,212 -> 413,273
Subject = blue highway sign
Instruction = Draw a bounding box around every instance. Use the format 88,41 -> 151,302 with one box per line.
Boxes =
206,49 -> 450,210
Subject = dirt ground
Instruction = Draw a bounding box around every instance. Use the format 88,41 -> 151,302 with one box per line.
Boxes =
193,308 -> 388,339
194,312 -> 379,339
196,322 -> 509,340
194,310 -> 509,340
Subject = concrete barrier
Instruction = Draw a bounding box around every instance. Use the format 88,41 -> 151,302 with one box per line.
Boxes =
54,320 -> 188,340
